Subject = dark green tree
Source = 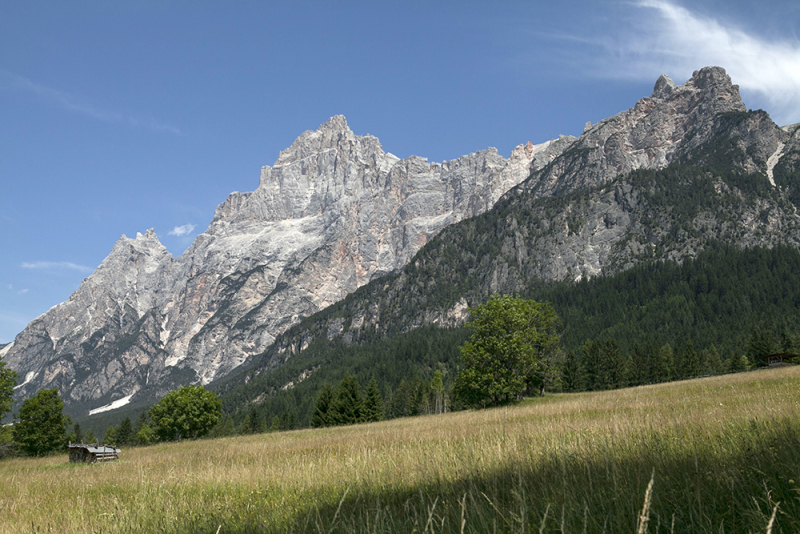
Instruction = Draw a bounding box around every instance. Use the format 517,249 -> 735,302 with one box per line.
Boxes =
72,422 -> 83,444
561,351 -> 584,392
241,408 -> 262,434
453,295 -> 561,407
681,341 -> 702,378
328,373 -> 364,425
310,383 -> 334,428
103,425 -> 117,445
84,429 -> 96,444
149,384 -> 222,441
653,344 -> 674,383
363,379 -> 384,422
116,417 -> 134,446
747,327 -> 778,365
0,355 -> 18,423
269,416 -> 281,432
13,389 -> 71,456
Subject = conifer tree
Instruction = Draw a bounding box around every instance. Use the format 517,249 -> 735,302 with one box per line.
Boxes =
701,345 -> 723,375
84,429 -> 96,444
269,416 -> 281,432
654,343 -> 674,383
116,417 -> 133,446
72,423 -> 83,444
363,379 -> 384,422
328,374 -> 364,425
310,384 -> 334,428
681,341 -> 702,378
561,351 -> 584,392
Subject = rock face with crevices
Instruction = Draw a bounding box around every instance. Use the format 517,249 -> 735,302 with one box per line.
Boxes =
5,116 -> 570,412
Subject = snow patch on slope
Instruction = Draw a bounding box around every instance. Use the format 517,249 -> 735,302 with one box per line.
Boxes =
88,394 -> 134,415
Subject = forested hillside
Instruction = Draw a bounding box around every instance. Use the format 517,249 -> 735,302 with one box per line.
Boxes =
215,244 -> 800,428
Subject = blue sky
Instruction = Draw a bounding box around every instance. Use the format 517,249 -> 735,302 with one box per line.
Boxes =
2,0 -> 800,343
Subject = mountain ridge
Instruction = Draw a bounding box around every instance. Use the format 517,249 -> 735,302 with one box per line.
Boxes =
5,116 -> 567,413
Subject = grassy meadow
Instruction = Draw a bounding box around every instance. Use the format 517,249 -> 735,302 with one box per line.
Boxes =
2,367 -> 800,533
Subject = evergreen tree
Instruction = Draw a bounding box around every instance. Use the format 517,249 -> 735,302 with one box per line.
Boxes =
72,422 -> 83,444
681,341 -> 702,378
747,327 -> 778,365
280,411 -> 296,431
582,340 -> 603,391
310,384 -> 334,428
601,339 -> 627,389
241,408 -> 260,434
363,379 -> 384,422
561,351 -> 585,392
116,417 -> 134,446
103,425 -> 117,445
387,380 -> 411,419
84,429 -> 96,444
328,374 -> 364,425
701,345 -> 723,375
654,344 -> 674,383
269,416 -> 281,432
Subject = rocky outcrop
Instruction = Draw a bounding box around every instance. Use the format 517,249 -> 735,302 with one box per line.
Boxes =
515,67 -> 789,199
5,116 -> 567,412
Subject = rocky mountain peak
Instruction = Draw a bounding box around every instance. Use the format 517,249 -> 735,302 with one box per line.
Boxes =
516,67 -> 761,199
651,73 -> 676,99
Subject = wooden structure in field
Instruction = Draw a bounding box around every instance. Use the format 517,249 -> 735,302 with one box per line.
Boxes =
758,353 -> 797,367
68,443 -> 121,463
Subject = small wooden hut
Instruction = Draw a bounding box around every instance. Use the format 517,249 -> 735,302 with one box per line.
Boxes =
68,443 -> 121,463
757,353 -> 798,367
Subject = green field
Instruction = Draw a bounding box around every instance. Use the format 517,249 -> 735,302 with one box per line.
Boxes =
2,366 -> 799,533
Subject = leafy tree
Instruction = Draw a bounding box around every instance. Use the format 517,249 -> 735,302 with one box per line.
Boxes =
149,385 -> 222,441
135,424 -> 155,446
310,384 -> 334,428
0,357 -> 18,424
454,295 -> 560,407
13,389 -> 71,456
363,379 -> 384,422
328,373 -> 364,425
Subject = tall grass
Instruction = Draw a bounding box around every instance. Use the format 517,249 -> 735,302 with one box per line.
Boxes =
1,367 -> 799,533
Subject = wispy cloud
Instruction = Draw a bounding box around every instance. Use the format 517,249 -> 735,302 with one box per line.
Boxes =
16,288 -> 28,295
168,223 -> 196,237
0,69 -> 182,134
21,261 -> 93,274
585,1 -> 800,124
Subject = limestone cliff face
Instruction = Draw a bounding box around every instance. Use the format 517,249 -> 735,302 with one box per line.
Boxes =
5,116 -> 565,411
222,68 -> 800,385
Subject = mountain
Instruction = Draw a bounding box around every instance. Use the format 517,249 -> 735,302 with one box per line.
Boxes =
218,67 -> 800,394
5,116 -> 571,413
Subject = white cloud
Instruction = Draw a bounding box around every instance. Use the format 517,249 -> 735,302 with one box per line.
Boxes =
561,1 -> 800,124
21,261 -> 93,274
16,289 -> 28,295
168,223 -> 196,237
0,69 -> 182,134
